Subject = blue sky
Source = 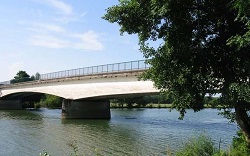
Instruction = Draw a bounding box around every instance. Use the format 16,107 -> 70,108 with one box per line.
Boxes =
0,0 -> 144,81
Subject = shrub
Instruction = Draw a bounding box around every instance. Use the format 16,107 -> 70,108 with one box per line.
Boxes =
230,131 -> 250,156
39,94 -> 62,108
176,134 -> 215,156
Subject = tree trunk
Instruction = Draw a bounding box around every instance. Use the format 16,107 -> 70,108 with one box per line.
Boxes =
235,103 -> 250,146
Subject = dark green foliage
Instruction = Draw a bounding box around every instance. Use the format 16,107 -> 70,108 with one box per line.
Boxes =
10,71 -> 40,83
38,94 -> 62,108
10,70 -> 34,83
104,0 -> 250,144
110,95 -> 171,108
230,131 -> 250,156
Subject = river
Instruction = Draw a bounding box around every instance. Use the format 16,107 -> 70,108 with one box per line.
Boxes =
0,108 -> 238,156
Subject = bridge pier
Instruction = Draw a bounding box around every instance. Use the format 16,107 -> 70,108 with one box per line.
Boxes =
0,100 -> 22,110
62,99 -> 110,119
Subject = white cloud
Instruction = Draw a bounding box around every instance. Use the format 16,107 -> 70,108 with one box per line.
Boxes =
35,23 -> 65,33
28,31 -> 104,51
29,35 -> 69,48
43,0 -> 72,15
72,31 -> 104,51
32,0 -> 85,23
37,23 -> 65,33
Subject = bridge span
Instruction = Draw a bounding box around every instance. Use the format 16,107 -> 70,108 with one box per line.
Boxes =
0,60 -> 158,119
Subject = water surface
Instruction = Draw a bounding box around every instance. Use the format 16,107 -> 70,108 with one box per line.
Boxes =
0,108 -> 238,155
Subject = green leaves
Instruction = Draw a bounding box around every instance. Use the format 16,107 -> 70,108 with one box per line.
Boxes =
104,1 -> 250,140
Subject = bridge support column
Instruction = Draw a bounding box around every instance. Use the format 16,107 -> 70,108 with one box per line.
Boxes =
0,100 -> 22,110
62,99 -> 110,119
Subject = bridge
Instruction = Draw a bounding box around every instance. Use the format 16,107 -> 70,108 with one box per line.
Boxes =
0,60 -> 158,119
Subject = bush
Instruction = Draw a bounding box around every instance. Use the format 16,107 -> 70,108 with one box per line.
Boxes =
39,94 -> 62,108
175,131 -> 250,156
176,134 -> 215,156
230,131 -> 250,156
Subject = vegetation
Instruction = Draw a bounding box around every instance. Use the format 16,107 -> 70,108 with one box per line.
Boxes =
173,131 -> 250,156
38,131 -> 250,156
175,134 -> 215,156
10,70 -> 33,83
110,95 -> 219,108
10,70 -> 40,84
110,95 -> 172,108
36,94 -> 62,108
230,131 -> 250,156
103,0 -> 250,145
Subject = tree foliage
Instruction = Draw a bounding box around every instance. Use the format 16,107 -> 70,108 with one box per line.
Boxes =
10,70 -> 34,83
103,0 -> 250,144
38,94 -> 62,108
10,71 -> 41,83
111,95 -> 172,108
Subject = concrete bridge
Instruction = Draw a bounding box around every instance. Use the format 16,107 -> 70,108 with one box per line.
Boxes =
0,60 -> 158,119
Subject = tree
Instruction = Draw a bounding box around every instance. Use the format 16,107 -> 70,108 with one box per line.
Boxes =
35,72 -> 41,80
103,0 -> 250,144
11,70 -> 33,83
14,70 -> 30,79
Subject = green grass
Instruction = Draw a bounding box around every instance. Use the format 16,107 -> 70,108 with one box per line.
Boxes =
174,131 -> 250,156
175,134 -> 215,156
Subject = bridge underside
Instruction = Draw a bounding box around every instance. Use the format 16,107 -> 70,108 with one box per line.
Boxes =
0,100 -> 22,110
0,97 -> 111,119
0,72 -> 158,119
0,91 -> 159,119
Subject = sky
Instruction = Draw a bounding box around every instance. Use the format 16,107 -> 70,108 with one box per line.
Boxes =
0,0 -> 145,81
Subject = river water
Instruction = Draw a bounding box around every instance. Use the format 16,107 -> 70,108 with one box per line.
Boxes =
0,108 -> 238,156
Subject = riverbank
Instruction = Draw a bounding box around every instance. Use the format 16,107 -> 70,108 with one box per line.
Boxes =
110,103 -> 222,109
110,103 -> 172,108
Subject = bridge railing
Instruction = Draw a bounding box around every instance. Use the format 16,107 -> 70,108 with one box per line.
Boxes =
40,60 -> 149,80
0,81 -> 10,85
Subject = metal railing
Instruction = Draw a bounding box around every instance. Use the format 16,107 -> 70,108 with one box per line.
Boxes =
0,81 -> 10,85
0,60 -> 149,85
40,60 -> 149,80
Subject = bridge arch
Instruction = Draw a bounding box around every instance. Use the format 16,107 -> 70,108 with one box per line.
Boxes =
0,70 -> 159,118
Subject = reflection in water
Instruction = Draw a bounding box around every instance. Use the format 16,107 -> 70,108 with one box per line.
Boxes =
0,108 -> 238,156
0,109 -> 43,120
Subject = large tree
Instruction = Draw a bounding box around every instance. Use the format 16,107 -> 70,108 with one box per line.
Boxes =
103,0 -> 250,144
11,70 -> 34,83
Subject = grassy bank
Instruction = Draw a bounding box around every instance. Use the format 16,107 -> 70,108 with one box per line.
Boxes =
39,131 -> 250,156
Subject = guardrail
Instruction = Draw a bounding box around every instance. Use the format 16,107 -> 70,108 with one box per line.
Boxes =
0,81 -> 10,85
0,60 -> 149,85
40,60 -> 149,80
